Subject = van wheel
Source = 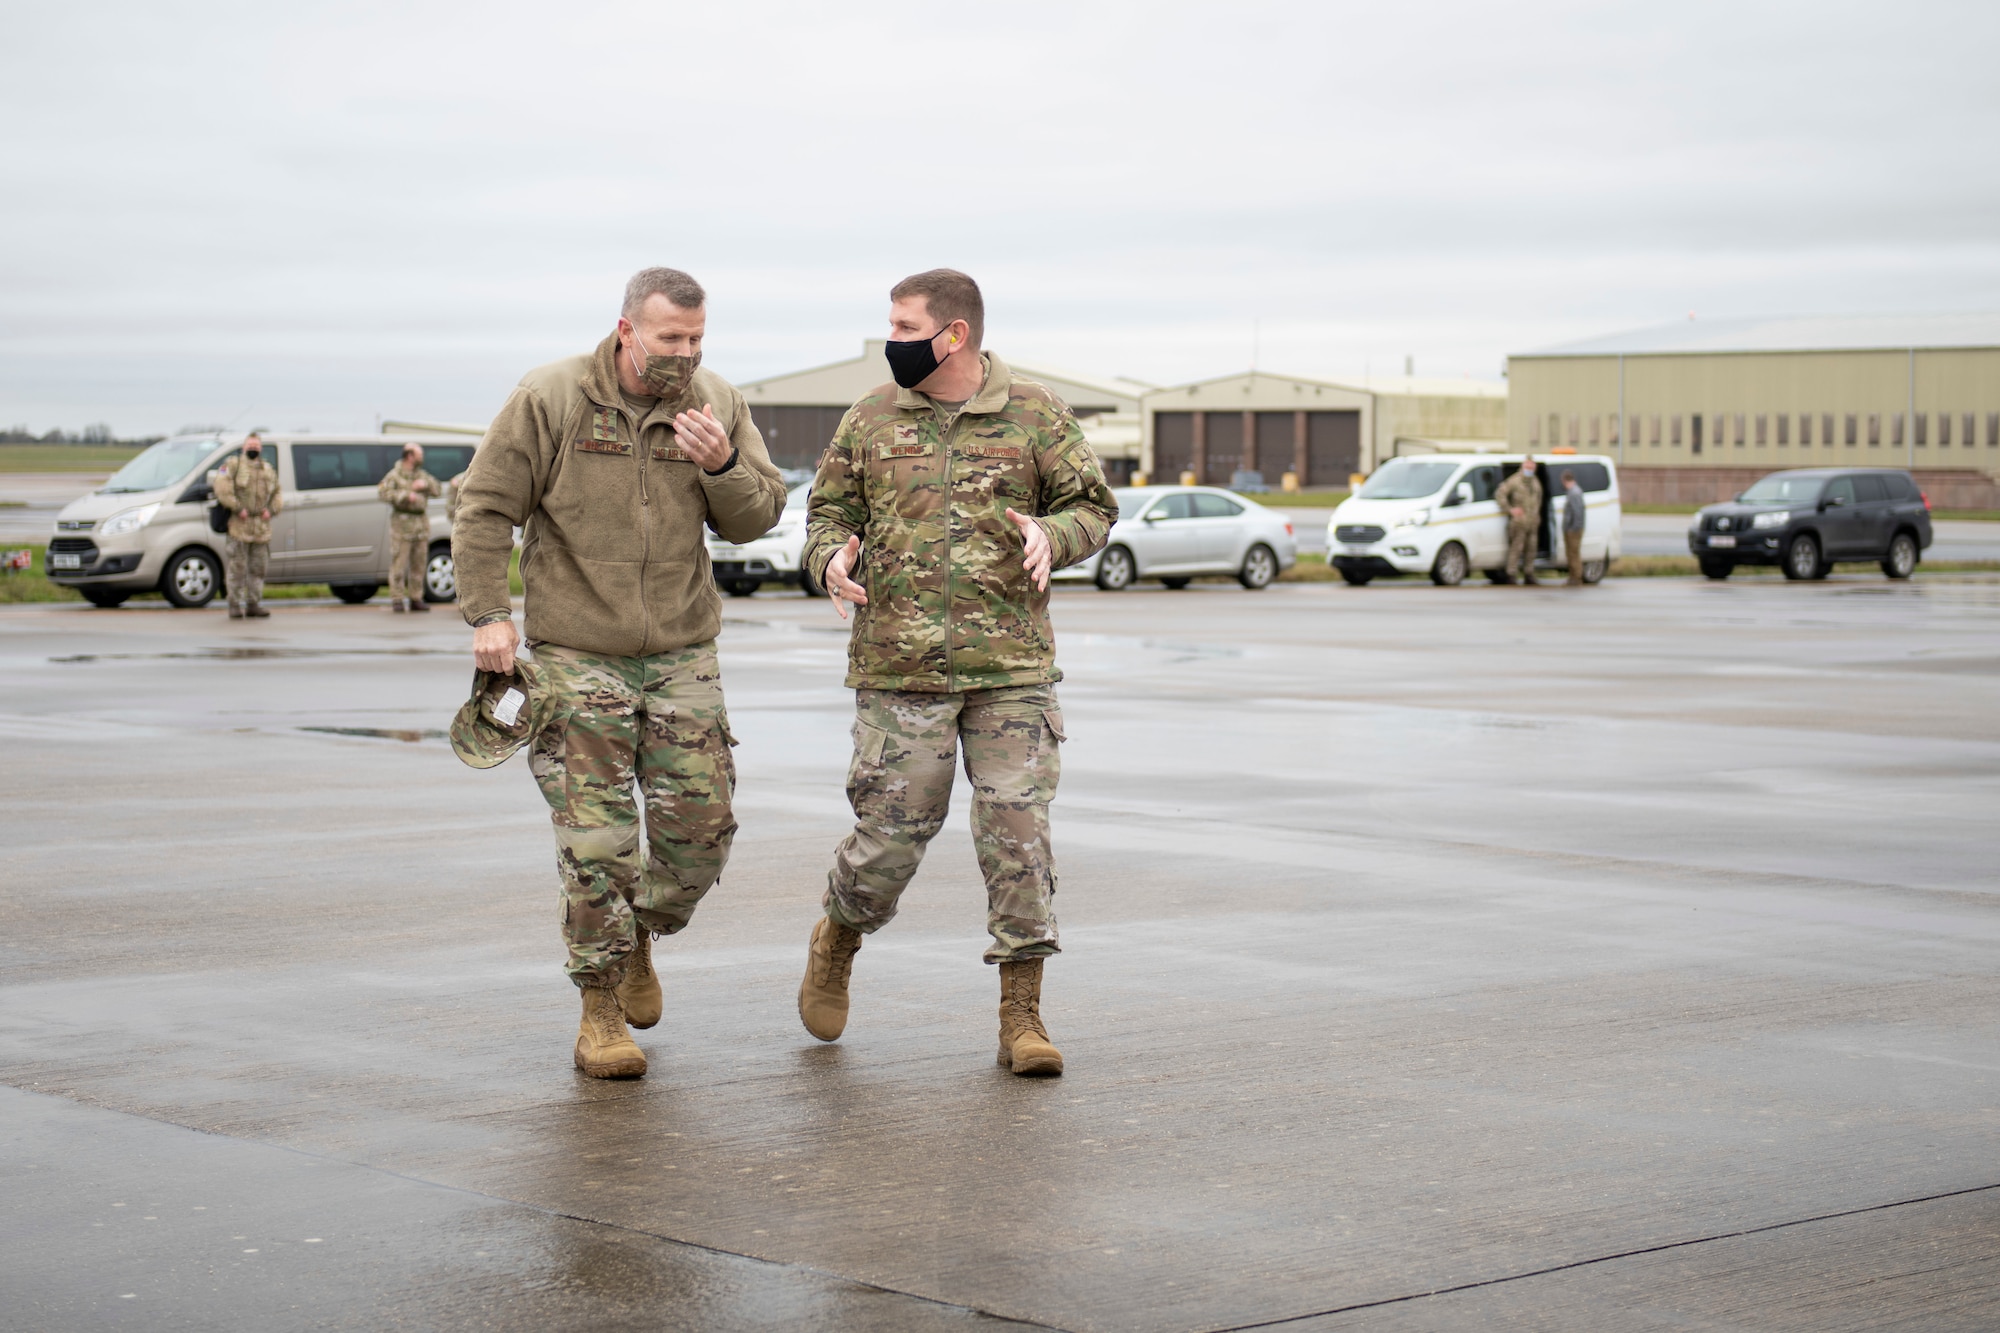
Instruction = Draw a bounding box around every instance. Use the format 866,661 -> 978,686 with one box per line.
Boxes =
1581,558 -> 1608,585
81,587 -> 130,608
1429,542 -> 1468,586
1238,544 -> 1278,589
1095,545 -> 1136,591
1881,531 -> 1918,579
160,546 -> 222,608
1782,534 -> 1822,581
1338,569 -> 1374,586
1161,577 -> 1192,589
424,542 -> 457,602
1699,558 -> 1734,580
332,584 -> 379,605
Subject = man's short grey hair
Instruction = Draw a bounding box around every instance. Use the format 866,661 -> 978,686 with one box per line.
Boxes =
623,267 -> 706,319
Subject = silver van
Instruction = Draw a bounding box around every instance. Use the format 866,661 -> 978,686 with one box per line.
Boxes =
47,433 -> 472,608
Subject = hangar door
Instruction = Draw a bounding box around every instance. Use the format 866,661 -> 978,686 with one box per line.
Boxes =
1307,411 -> 1359,487
748,405 -> 847,471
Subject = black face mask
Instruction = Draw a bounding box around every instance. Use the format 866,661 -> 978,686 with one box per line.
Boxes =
884,328 -> 956,390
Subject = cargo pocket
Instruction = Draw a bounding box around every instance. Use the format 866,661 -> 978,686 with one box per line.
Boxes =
1042,708 -> 1067,743
527,711 -> 571,815
851,718 -> 890,768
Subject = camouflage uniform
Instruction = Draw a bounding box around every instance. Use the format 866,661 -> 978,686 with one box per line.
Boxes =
1496,467 -> 1544,584
803,352 -> 1116,961
211,454 -> 282,615
528,642 -> 737,987
377,461 -> 440,603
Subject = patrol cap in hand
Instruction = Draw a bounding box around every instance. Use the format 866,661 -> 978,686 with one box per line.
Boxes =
450,660 -> 546,769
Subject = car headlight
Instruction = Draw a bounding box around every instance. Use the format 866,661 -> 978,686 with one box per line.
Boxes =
98,503 -> 160,537
1396,508 -> 1431,529
1688,513 -> 1706,534
1751,511 -> 1792,530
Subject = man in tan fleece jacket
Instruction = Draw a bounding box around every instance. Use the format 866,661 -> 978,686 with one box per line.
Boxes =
453,267 -> 787,1078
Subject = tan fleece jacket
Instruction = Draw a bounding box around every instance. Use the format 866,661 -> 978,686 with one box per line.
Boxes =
453,332 -> 788,658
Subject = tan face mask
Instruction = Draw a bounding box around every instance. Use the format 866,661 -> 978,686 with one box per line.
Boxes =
627,328 -> 700,398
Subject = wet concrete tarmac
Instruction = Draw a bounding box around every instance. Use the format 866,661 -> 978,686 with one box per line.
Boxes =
4,576 -> 1998,1330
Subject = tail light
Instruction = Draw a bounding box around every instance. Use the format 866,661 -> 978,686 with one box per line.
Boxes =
1284,521 -> 1294,536
1920,489 -> 1931,511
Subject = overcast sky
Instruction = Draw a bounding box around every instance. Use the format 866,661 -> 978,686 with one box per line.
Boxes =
4,0 -> 1997,436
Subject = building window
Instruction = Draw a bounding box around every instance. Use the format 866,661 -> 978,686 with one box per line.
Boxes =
1670,415 -> 1682,446
1547,413 -> 1560,446
1868,414 -> 1881,447
1567,415 -> 1579,446
1756,414 -> 1768,446
1894,413 -> 1906,447
1937,414 -> 1951,447
1799,414 -> 1812,446
1989,413 -> 1999,446
1529,415 -> 1540,445
1649,415 -> 1660,446
1777,414 -> 1789,446
1964,412 -> 1977,447
1628,414 -> 1639,445
1588,415 -> 1599,446
1691,414 -> 1704,455
1845,413 -> 1858,446
1823,414 -> 1834,447
1915,412 -> 1928,447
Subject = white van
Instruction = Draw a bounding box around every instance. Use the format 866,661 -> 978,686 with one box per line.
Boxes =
47,433 -> 471,608
1325,453 -> 1622,586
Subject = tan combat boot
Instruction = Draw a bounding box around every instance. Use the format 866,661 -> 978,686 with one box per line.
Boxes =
997,958 -> 1064,1076
616,932 -> 662,1030
574,986 -> 646,1078
797,916 -> 863,1042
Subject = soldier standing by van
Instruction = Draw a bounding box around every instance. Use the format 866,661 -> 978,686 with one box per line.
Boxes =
212,433 -> 282,619
452,267 -> 788,1080
1496,456 -> 1543,586
377,443 -> 441,612
794,268 -> 1117,1077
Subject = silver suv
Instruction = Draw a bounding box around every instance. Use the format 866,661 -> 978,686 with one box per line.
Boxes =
47,433 -> 472,608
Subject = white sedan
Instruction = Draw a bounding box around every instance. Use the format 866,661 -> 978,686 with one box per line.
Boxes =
1053,485 -> 1298,591
708,482 -> 820,597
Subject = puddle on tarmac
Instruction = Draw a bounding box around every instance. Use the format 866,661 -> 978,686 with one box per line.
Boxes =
52,647 -> 461,663
298,726 -> 449,743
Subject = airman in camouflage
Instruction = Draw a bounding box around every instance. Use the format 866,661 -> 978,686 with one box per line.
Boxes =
452,266 -> 787,1079
1497,457 -> 1544,585
377,443 -> 441,612
796,268 -> 1116,1077
211,433 -> 282,619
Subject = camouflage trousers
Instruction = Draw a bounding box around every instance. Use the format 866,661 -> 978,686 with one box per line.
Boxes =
224,538 -> 267,613
824,684 -> 1064,963
527,641 -> 738,988
1506,520 -> 1538,582
387,528 -> 427,602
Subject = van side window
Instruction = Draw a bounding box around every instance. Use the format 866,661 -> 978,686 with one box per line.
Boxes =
1566,462 -> 1611,492
295,444 -> 394,491
422,445 -> 476,479
1464,466 -> 1499,501
1852,474 -> 1888,503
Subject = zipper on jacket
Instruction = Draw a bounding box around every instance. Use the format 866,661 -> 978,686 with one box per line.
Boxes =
632,402 -> 651,655
940,406 -> 955,692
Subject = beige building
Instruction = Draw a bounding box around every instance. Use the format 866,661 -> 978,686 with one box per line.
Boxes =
1507,314 -> 2000,506
1139,372 -> 1509,489
737,342 -> 1154,480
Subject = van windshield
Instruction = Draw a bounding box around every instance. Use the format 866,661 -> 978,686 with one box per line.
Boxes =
101,437 -> 220,493
1738,475 -> 1824,505
1358,460 -> 1457,500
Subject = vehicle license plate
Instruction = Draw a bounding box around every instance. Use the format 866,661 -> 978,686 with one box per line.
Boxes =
710,546 -> 742,558
50,553 -> 81,569
1708,535 -> 1736,548
1342,543 -> 1372,553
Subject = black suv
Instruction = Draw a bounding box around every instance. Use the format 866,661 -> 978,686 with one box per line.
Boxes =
1687,468 -> 1932,581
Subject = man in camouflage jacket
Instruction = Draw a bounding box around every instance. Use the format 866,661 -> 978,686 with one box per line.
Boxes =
376,443 -> 441,612
1497,457 -> 1545,585
795,268 -> 1117,1076
211,433 -> 282,619
452,267 -> 788,1079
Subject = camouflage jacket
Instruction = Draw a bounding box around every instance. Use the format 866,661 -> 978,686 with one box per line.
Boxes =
453,332 -> 788,658
803,351 -> 1117,693
1496,469 -> 1543,522
211,455 -> 282,544
377,462 -> 441,539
